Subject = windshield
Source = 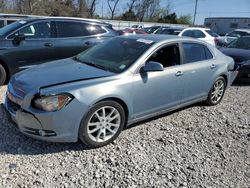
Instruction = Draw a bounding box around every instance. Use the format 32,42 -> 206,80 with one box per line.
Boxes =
227,37 -> 250,50
205,30 -> 219,37
0,20 -> 26,36
227,31 -> 248,38
76,37 -> 154,73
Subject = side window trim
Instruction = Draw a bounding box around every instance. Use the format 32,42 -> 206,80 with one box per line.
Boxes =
54,20 -> 108,39
135,42 -> 183,74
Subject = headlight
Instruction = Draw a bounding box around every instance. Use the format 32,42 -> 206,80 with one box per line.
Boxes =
33,94 -> 73,112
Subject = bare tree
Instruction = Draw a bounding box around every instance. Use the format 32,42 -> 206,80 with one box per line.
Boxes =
86,0 -> 98,18
135,0 -> 154,21
127,0 -> 137,12
78,0 -> 88,17
107,0 -> 120,19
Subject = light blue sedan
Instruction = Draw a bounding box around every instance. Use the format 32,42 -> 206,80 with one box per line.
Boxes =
5,35 -> 238,148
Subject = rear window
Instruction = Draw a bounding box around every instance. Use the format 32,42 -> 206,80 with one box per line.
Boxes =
193,30 -> 206,38
56,21 -> 106,37
206,29 -> 219,37
56,21 -> 89,37
182,30 -> 193,37
183,43 -> 213,63
86,25 -> 106,35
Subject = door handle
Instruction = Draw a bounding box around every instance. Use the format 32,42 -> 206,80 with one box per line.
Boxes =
44,43 -> 53,47
175,71 -> 183,76
210,64 -> 216,69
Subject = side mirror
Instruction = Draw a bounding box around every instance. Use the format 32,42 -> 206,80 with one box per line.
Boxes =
141,61 -> 164,72
13,34 -> 25,45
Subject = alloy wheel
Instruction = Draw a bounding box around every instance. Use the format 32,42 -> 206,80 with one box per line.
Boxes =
87,106 -> 121,142
210,79 -> 225,104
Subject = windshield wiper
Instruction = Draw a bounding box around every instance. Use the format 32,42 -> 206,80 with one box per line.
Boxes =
74,57 -> 110,72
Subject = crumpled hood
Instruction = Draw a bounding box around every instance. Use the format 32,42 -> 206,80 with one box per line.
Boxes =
220,47 -> 250,63
9,58 -> 115,98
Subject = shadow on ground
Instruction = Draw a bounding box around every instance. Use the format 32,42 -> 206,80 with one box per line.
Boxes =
0,101 -> 201,156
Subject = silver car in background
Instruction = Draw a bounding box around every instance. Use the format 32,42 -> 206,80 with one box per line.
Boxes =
5,35 -> 238,148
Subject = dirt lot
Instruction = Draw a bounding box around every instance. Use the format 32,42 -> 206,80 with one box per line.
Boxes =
0,85 -> 249,188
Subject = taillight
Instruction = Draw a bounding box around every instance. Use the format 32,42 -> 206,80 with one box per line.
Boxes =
214,37 -> 219,45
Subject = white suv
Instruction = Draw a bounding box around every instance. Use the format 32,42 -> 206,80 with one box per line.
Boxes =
179,27 -> 218,46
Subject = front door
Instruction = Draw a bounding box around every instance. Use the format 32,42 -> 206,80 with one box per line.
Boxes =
6,21 -> 56,73
132,43 -> 185,118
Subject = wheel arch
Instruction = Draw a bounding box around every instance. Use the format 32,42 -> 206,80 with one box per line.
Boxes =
95,97 -> 129,126
0,58 -> 10,83
219,74 -> 228,87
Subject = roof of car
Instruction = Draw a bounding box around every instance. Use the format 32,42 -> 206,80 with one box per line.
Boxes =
234,29 -> 250,33
183,27 -> 211,31
119,34 -> 214,47
119,34 -> 183,42
18,16 -> 111,26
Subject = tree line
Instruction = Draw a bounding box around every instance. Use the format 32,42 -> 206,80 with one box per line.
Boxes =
0,0 -> 192,25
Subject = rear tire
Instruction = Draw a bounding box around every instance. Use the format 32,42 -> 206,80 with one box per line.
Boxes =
79,100 -> 126,148
205,76 -> 226,106
0,64 -> 6,86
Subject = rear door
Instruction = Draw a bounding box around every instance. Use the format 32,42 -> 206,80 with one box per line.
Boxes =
179,42 -> 216,103
6,21 -> 56,71
53,21 -> 110,59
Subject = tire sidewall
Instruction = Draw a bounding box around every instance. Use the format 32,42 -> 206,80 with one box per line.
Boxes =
207,76 -> 226,105
79,100 -> 126,148
0,64 -> 6,85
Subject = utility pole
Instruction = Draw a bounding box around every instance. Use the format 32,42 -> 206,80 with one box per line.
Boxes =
102,0 -> 103,18
193,0 -> 198,26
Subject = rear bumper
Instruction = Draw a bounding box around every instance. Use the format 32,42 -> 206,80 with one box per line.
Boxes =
227,70 -> 239,86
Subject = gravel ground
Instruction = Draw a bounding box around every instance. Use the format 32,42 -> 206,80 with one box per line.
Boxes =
0,85 -> 249,188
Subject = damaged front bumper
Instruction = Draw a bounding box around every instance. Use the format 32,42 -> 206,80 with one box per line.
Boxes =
4,94 -> 88,143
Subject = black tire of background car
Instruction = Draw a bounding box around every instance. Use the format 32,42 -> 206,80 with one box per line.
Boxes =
79,100 -> 126,148
205,76 -> 226,106
0,64 -> 6,86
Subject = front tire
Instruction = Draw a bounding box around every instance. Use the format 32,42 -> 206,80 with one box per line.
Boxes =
0,64 -> 6,86
79,100 -> 126,148
205,76 -> 226,106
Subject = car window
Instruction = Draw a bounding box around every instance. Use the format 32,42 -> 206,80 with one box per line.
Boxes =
56,21 -> 89,37
183,43 -> 213,63
76,37 -> 154,73
182,30 -> 193,37
228,30 -> 250,37
0,20 -> 4,28
86,24 -> 106,35
205,29 -> 219,37
193,30 -> 206,38
148,44 -> 180,68
227,37 -> 250,50
11,21 -> 51,39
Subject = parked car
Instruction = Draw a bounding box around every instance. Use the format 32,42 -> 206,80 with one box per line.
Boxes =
116,29 -> 148,35
220,36 -> 250,82
154,27 -> 184,35
178,27 -> 219,46
4,35 -> 237,148
217,29 -> 250,46
0,17 -> 117,85
143,26 -> 161,34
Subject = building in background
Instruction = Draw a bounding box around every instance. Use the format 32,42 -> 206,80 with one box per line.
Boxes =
204,17 -> 250,35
